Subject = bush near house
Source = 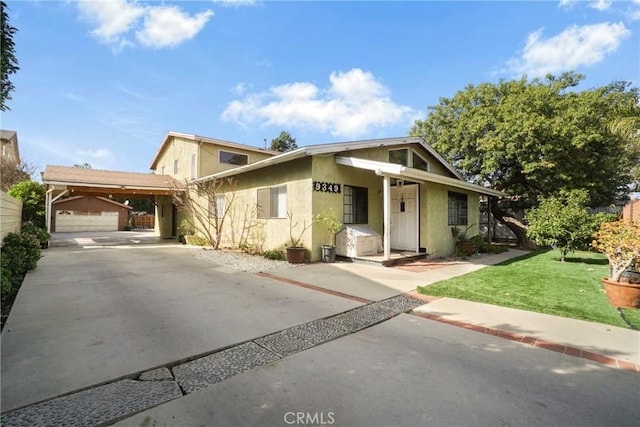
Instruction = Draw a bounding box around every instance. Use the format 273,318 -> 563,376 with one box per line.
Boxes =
1,231 -> 43,329
21,222 -> 51,248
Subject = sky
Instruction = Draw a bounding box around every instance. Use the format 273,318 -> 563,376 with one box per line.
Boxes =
2,0 -> 639,175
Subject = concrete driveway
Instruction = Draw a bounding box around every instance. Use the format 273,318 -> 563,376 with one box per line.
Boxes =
0,241 -> 360,411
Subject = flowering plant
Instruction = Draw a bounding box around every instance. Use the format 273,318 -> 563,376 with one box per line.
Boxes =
592,220 -> 640,282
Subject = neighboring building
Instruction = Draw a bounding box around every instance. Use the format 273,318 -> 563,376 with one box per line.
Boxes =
42,165 -> 182,234
1,129 -> 20,165
52,196 -> 132,232
623,199 -> 640,222
152,133 -> 504,262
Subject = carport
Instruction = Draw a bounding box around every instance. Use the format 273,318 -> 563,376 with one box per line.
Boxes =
42,165 -> 183,237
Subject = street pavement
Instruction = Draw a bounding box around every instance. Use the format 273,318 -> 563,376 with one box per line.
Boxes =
1,232 -> 639,426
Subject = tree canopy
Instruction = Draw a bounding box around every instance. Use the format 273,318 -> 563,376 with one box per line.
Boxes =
1,1 -> 19,112
270,131 -> 298,152
410,72 -> 639,208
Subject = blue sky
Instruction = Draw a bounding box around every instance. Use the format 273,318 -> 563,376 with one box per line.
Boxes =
3,0 -> 639,175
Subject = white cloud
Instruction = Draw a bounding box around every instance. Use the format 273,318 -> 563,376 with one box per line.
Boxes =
589,0 -> 612,11
506,22 -> 630,77
136,6 -> 213,48
212,0 -> 258,7
558,0 -> 576,9
76,148 -> 113,160
76,1 -> 214,50
221,68 -> 415,138
77,0 -> 144,44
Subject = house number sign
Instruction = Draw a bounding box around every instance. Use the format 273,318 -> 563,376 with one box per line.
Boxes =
313,181 -> 341,193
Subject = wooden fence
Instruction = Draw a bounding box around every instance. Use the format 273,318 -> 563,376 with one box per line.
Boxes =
0,191 -> 22,244
132,214 -> 155,229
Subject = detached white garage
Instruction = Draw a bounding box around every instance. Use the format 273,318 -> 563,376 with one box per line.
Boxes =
52,196 -> 132,232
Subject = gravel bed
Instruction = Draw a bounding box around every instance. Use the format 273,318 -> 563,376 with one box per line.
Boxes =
189,247 -> 301,273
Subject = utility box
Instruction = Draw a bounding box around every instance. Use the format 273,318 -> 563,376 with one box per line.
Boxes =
335,225 -> 382,258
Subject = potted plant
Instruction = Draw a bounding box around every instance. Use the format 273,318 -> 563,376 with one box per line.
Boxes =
451,224 -> 476,257
286,211 -> 313,264
592,220 -> 640,308
314,208 -> 343,263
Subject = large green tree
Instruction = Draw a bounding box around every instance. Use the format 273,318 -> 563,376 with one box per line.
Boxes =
1,1 -> 19,111
410,72 -> 639,245
270,131 -> 298,152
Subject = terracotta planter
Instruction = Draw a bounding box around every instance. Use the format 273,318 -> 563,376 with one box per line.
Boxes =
286,247 -> 306,264
602,277 -> 640,309
456,241 -> 475,256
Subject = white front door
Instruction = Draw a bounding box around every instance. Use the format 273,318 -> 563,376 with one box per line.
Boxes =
390,184 -> 418,251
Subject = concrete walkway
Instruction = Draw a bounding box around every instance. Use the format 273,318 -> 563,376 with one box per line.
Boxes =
264,249 -> 640,369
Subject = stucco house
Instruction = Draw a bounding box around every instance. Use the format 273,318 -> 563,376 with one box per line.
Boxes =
152,132 -> 504,263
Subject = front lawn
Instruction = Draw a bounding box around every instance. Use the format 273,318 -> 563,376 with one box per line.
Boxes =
417,250 -> 640,329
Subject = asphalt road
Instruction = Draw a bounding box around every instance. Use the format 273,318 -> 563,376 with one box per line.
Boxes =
116,313 -> 639,427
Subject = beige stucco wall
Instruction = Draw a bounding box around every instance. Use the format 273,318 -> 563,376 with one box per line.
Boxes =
214,157 -> 313,255
154,195 -> 174,238
154,136 -> 199,181
0,191 -> 22,245
199,144 -> 273,177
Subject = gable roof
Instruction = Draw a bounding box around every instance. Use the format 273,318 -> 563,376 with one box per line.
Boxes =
195,136 -> 463,182
53,195 -> 133,210
43,165 -> 183,192
149,131 -> 278,170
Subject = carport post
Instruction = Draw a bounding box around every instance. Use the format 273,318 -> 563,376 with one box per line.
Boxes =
46,188 -> 68,237
382,174 -> 391,261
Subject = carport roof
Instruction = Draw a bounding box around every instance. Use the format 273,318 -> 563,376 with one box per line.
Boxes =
43,165 -> 184,196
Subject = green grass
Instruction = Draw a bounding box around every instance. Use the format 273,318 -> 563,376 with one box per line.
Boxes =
417,250 -> 640,329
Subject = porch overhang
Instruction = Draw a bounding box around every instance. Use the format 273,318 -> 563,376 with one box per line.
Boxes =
335,156 -> 506,198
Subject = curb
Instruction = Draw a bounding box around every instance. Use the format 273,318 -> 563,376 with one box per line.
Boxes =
260,274 -> 640,374
403,289 -> 640,374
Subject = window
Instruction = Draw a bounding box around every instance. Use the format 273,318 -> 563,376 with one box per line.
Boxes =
448,191 -> 468,225
160,165 -> 165,175
190,154 -> 196,179
389,149 -> 408,166
210,194 -> 225,218
257,185 -> 287,219
219,150 -> 248,165
412,151 -> 429,172
344,185 -> 368,224
173,159 -> 179,174
389,148 -> 429,171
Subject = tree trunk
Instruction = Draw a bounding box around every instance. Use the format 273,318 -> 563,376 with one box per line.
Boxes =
490,202 -> 533,248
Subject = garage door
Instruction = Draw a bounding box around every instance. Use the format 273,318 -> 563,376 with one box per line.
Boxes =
56,211 -> 119,232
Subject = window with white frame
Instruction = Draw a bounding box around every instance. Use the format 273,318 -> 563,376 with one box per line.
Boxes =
210,194 -> 225,218
448,191 -> 468,225
257,185 -> 287,219
389,148 -> 429,171
174,159 -> 179,174
190,154 -> 196,179
219,150 -> 248,165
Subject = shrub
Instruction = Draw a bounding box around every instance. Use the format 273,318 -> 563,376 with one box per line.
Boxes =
1,262 -> 14,301
592,220 -> 640,282
8,180 -> 46,228
525,190 -> 592,261
1,232 -> 41,276
187,235 -> 209,246
263,249 -> 285,261
21,222 -> 50,248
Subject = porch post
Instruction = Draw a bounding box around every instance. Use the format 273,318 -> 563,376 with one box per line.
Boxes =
383,175 -> 391,261
45,188 -> 52,234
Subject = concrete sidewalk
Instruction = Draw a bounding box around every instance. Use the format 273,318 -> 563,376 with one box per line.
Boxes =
266,249 -> 640,370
